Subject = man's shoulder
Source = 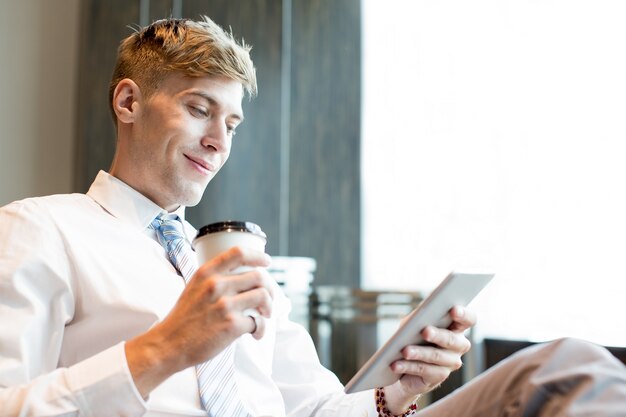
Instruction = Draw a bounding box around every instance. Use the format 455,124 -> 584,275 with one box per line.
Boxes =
2,192 -> 91,212
0,194 -> 97,250
0,193 -> 98,226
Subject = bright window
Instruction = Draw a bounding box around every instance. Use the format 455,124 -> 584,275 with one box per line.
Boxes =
361,0 -> 626,347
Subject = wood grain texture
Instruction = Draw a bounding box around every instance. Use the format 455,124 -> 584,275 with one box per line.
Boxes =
289,0 -> 361,286
75,0 -> 140,192
148,0 -> 175,21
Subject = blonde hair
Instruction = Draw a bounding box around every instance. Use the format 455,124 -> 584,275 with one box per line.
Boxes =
108,16 -> 257,121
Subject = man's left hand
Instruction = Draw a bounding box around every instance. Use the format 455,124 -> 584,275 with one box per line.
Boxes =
382,306 -> 477,414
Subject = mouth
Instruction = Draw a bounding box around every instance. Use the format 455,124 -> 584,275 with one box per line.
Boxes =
184,154 -> 214,175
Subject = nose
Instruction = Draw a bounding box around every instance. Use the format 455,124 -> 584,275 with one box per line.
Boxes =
200,119 -> 229,152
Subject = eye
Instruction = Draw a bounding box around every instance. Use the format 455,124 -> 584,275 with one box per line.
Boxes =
188,105 -> 208,118
227,125 -> 238,137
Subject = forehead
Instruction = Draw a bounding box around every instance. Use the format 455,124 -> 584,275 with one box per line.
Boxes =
153,73 -> 244,115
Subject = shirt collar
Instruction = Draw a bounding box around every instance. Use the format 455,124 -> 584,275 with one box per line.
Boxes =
86,170 -> 187,231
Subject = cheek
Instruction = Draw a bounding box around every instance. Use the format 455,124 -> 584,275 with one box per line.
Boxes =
220,147 -> 232,165
224,144 -> 232,158
183,121 -> 205,137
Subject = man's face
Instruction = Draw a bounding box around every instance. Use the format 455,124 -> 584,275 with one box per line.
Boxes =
127,74 -> 244,210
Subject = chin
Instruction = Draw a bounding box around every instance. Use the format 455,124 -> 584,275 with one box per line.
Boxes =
167,179 -> 209,208
179,187 -> 207,208
183,197 -> 203,207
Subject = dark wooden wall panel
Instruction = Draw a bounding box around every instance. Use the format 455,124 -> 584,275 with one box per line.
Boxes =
148,0 -> 175,21
289,0 -> 361,286
75,0 -> 140,192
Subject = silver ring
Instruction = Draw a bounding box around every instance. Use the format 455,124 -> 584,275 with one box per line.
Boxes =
249,315 -> 258,334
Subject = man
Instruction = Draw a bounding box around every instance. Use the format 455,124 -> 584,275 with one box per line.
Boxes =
0,16 -> 624,417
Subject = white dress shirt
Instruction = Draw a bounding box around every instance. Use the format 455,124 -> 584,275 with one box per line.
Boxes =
0,171 -> 376,417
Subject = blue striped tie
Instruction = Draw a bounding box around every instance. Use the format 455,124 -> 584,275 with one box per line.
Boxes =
152,213 -> 252,417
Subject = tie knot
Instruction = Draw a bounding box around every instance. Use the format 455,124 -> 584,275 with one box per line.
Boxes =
152,213 -> 198,280
152,213 -> 186,243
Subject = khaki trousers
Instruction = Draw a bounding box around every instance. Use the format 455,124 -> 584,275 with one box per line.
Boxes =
417,338 -> 626,417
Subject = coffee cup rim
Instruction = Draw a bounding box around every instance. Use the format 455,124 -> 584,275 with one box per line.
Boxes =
195,221 -> 267,240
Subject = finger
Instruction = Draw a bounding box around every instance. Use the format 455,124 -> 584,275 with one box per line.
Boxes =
199,246 -> 271,275
195,268 -> 275,302
223,310 -> 262,340
391,359 -> 451,384
247,267 -> 276,300
231,286 -> 274,318
239,311 -> 265,340
229,268 -> 275,302
400,345 -> 463,370
422,326 -> 471,354
249,315 -> 266,340
447,306 -> 477,332
248,314 -> 257,333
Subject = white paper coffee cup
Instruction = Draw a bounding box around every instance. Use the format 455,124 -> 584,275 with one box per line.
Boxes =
193,221 -> 268,320
193,221 -> 267,271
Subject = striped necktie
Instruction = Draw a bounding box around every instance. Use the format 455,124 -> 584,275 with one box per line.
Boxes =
151,213 -> 252,417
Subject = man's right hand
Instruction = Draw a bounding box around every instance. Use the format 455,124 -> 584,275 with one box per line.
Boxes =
125,246 -> 274,398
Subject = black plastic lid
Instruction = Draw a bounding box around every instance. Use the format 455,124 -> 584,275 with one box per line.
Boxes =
196,221 -> 267,239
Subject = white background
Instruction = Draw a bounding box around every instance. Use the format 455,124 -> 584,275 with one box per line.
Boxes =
362,0 -> 626,347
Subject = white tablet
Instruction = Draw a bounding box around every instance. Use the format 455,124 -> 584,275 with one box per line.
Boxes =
344,271 -> 495,393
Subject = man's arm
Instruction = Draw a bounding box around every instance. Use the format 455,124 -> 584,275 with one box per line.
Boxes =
0,201 -> 147,416
1,199 -> 275,415
265,304 -> 475,417
125,246 -> 274,397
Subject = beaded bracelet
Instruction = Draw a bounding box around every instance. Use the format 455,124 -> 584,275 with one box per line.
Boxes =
374,387 -> 418,417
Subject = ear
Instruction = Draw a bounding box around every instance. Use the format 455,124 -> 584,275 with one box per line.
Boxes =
112,78 -> 143,124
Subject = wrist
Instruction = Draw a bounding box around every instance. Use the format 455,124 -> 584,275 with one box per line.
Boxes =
375,387 -> 419,417
125,328 -> 184,398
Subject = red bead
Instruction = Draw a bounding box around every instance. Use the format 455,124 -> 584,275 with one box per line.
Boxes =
374,387 -> 417,417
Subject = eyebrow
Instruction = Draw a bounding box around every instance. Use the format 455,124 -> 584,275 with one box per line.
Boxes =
188,91 -> 244,122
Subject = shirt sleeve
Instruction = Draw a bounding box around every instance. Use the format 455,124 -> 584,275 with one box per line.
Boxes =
270,296 -> 378,417
0,200 -> 147,417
